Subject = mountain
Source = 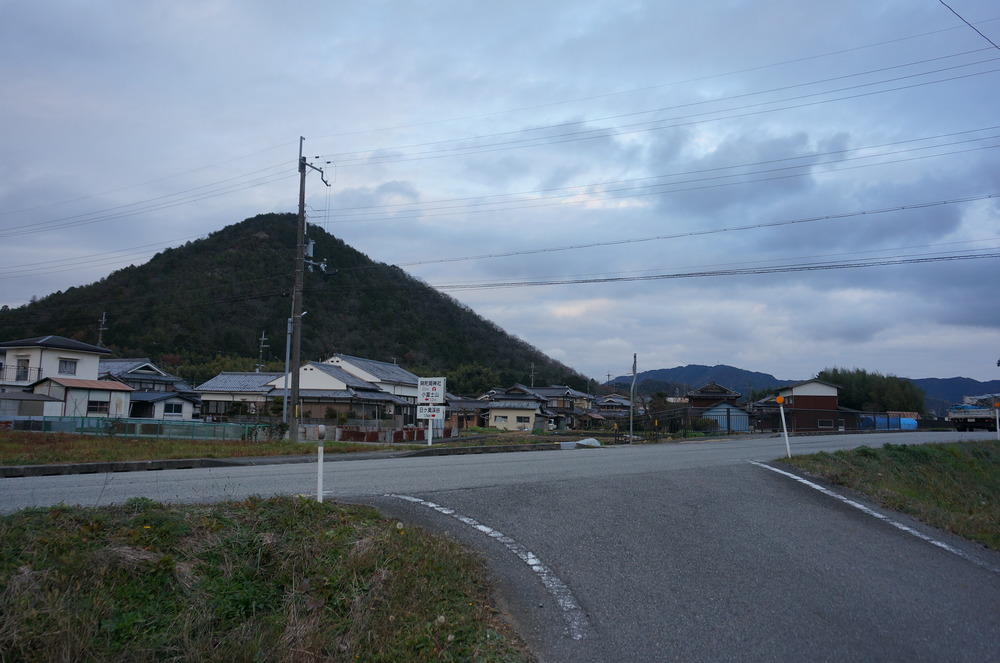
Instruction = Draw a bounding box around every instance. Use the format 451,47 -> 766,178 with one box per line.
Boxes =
910,377 -> 1000,416
612,364 -> 796,396
0,213 -> 586,391
613,364 -> 1000,416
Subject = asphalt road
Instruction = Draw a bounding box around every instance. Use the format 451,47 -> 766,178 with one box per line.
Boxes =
3,431 -> 999,661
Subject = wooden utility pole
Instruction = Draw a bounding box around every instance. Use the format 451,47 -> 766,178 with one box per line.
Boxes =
288,137 -> 329,442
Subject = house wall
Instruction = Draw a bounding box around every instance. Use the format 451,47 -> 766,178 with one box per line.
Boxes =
2,347 -> 102,387
489,406 -> 540,431
61,388 -> 129,418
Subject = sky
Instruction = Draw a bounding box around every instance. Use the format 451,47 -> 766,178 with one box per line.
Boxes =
1,0 -> 999,383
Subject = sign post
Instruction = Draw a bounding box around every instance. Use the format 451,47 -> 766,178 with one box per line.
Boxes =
417,378 -> 446,446
776,396 -> 791,458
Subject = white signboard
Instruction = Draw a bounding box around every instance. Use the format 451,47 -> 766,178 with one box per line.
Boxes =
418,377 -> 446,404
417,405 -> 446,419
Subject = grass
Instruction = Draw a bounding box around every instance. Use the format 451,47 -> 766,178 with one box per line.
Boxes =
782,440 -> 1000,551
0,429 -> 589,466
0,431 -> 419,466
0,495 -> 532,662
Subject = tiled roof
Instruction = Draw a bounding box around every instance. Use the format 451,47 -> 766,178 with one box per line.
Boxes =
195,372 -> 282,392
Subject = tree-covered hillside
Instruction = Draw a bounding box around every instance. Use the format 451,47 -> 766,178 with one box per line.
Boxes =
0,213 -> 586,391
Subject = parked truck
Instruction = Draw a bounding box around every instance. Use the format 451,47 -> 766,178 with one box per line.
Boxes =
947,404 -> 998,432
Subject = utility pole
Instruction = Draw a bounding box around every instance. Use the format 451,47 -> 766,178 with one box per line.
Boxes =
288,137 -> 330,442
255,331 -> 269,372
97,312 -> 108,346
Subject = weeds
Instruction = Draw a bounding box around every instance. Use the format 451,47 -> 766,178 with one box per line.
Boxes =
783,440 -> 1000,550
0,496 -> 531,662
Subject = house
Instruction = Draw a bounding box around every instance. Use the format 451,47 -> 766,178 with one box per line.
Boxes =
264,362 -> 412,422
195,372 -> 283,419
479,384 -> 549,431
322,354 -> 420,402
753,379 -> 861,432
595,394 -> 634,420
687,381 -> 741,409
0,335 -> 110,388
99,358 -> 200,420
531,385 -> 594,430
0,335 -> 135,418
32,377 -> 133,418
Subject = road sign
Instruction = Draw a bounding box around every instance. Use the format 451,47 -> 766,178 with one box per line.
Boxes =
417,405 -> 446,419
418,377 -> 446,403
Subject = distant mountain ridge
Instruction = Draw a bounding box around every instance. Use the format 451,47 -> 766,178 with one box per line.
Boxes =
613,364 -> 1000,415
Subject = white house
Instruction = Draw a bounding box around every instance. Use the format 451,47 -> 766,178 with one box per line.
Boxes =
265,362 -> 411,421
322,354 -> 420,401
0,335 -> 110,388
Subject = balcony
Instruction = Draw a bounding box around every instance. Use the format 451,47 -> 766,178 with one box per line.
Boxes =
0,365 -> 42,384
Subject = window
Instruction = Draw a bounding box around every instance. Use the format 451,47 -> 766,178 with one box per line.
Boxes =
58,359 -> 78,375
516,416 -> 530,424
87,400 -> 110,414
494,415 -> 508,423
818,419 -> 834,429
164,403 -> 183,416
16,358 -> 29,381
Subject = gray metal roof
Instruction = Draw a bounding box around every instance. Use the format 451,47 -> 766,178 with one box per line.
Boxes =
305,362 -> 374,389
328,354 -> 419,385
0,335 -> 110,354
195,372 -> 281,393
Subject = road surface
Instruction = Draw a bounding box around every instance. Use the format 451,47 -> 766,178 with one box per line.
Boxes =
3,431 -> 999,661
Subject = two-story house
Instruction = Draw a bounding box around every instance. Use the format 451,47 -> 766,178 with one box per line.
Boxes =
0,335 -> 133,418
99,358 -> 201,420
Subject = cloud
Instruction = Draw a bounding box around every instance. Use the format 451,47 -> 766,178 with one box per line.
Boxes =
1,0 -> 998,382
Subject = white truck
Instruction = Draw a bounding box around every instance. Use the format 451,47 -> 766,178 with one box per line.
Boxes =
947,404 -> 998,432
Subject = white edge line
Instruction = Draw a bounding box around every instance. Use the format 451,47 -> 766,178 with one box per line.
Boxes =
749,460 -> 1000,575
387,493 -> 590,640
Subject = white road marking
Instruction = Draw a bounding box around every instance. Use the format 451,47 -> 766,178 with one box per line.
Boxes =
749,461 -> 1000,575
387,493 -> 590,640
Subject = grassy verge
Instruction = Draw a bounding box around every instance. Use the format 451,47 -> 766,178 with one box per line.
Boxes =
0,495 -> 532,662
0,431 -> 423,466
782,440 -> 1000,551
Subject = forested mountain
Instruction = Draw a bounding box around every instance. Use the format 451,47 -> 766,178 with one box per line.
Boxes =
0,213 -> 586,391
613,364 -> 795,397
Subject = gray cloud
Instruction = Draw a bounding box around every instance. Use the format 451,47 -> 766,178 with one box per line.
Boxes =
1,0 -> 998,382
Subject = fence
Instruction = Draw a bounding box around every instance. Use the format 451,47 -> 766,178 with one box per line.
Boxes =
2,416 -> 274,441
641,407 -> 924,435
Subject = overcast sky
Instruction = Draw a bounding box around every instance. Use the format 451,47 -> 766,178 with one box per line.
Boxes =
2,1 -> 999,382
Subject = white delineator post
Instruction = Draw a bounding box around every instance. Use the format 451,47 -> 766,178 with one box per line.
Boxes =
777,395 -> 791,458
316,424 -> 326,503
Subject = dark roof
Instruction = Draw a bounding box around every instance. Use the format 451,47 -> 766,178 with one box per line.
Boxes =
0,335 -> 110,354
328,354 -> 419,385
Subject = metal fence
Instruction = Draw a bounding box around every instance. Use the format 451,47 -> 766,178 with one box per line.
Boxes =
2,416 -> 275,441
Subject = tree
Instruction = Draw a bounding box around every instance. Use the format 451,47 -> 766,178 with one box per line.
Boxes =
816,367 -> 924,414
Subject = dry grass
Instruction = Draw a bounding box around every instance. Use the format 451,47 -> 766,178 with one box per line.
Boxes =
783,440 -> 1000,550
0,496 -> 533,662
